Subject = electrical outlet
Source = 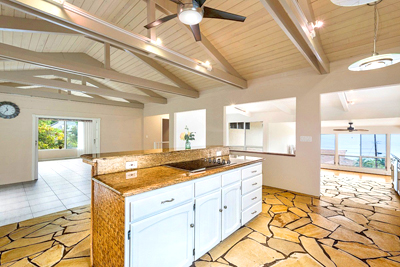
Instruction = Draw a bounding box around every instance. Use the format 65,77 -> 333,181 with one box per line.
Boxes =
126,171 -> 137,179
126,161 -> 138,170
216,151 -> 222,156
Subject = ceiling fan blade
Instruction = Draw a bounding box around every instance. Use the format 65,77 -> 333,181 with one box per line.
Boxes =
169,0 -> 183,4
193,0 -> 206,7
333,129 -> 350,131
144,14 -> 177,29
353,129 -> 369,131
190,24 -> 202,41
203,6 -> 246,22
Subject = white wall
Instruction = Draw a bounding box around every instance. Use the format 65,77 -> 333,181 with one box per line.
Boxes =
174,109 -> 206,149
268,122 -> 296,154
38,149 -> 78,161
0,94 -> 143,185
144,47 -> 400,196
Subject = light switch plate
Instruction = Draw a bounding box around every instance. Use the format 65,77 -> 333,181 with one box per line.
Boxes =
216,151 -> 222,156
300,136 -> 312,142
126,161 -> 138,170
126,171 -> 137,179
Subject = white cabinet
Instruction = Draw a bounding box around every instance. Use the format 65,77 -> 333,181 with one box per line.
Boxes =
241,163 -> 262,226
130,203 -> 194,267
221,182 -> 242,239
194,190 -> 221,259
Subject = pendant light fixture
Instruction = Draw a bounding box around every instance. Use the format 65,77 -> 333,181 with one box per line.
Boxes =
348,1 -> 400,71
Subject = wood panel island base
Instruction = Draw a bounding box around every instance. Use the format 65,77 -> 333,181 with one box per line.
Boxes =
83,147 -> 263,267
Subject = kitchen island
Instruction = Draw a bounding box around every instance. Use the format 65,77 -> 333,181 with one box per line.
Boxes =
82,146 -> 263,267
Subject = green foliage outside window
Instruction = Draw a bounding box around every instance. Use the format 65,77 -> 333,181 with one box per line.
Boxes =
66,121 -> 78,149
38,120 -> 65,149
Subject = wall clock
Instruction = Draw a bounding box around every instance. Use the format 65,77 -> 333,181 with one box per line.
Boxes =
0,101 -> 20,119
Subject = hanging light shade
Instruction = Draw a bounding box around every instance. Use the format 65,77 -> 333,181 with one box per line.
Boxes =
348,1 -> 400,71
331,0 -> 380,6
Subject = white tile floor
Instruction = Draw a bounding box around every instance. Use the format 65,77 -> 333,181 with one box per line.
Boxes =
0,158 -> 92,226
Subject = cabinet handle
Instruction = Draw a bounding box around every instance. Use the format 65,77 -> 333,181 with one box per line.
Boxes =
224,206 -> 227,209
251,211 -> 257,214
190,224 -> 194,228
161,198 -> 174,204
252,183 -> 258,186
251,170 -> 257,173
251,197 -> 257,200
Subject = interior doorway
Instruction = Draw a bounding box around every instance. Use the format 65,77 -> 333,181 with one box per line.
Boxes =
162,118 -> 169,149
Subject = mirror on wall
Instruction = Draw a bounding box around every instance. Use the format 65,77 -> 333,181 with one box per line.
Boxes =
224,97 -> 296,155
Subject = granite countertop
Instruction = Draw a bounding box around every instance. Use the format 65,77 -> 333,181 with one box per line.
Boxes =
81,146 -> 222,162
92,155 -> 263,197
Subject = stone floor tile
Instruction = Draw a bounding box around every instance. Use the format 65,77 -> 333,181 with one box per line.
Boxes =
288,207 -> 307,217
225,239 -> 284,266
277,192 -> 295,200
267,238 -> 304,256
327,215 -> 367,233
313,198 -> 331,207
0,240 -> 54,264
294,195 -> 312,205
309,213 -> 339,231
54,230 -> 90,247
0,224 -> 17,238
309,206 -> 338,217
209,227 -> 252,260
366,258 -> 400,267
322,244 -> 368,267
329,226 -> 372,245
389,256 -> 400,262
368,213 -> 400,227
64,213 -> 90,221
374,207 -> 400,217
0,233 -> 53,252
247,232 -> 266,244
199,253 -> 211,261
19,211 -> 72,228
54,257 -> 90,267
0,236 -> 11,247
270,226 -> 300,243
295,224 -> 331,238
318,238 -> 335,246
334,241 -> 390,259
27,224 -> 64,238
343,211 -> 369,225
195,262 -> 228,267
299,236 -> 335,267
320,196 -> 342,205
263,197 -> 283,205
246,215 -> 272,237
364,229 -> 400,252
270,212 -> 299,227
294,201 -> 311,212
9,222 -> 51,240
8,257 -> 36,267
270,253 -> 322,267
340,206 -> 374,216
286,218 -> 311,230
275,196 -> 293,207
368,220 -> 400,236
64,221 -> 90,233
341,199 -> 374,211
65,236 -> 90,259
32,244 -> 64,267
270,205 -> 288,213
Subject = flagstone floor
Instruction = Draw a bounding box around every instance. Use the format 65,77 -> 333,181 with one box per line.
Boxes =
0,171 -> 399,266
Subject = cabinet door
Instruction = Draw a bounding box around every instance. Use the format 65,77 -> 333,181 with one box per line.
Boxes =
194,190 -> 221,259
221,182 -> 241,240
130,203 -> 194,267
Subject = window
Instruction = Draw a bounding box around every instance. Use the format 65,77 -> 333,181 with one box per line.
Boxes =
338,134 -> 386,169
321,134 -> 335,165
228,121 -> 263,152
38,119 -> 79,150
391,134 -> 400,158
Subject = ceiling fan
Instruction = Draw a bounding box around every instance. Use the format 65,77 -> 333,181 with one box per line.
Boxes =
333,122 -> 369,132
144,0 -> 246,41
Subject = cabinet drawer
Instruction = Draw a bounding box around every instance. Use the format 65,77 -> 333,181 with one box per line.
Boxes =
242,174 -> 262,195
242,164 -> 262,180
242,187 -> 262,211
195,175 -> 221,197
242,201 -> 262,225
222,170 -> 241,187
130,184 -> 193,222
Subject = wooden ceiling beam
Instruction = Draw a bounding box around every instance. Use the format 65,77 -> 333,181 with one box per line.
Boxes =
0,15 -> 79,34
0,43 -> 197,98
0,0 -> 246,89
259,0 -> 330,74
153,0 -> 244,78
0,71 -> 167,104
0,85 -> 144,109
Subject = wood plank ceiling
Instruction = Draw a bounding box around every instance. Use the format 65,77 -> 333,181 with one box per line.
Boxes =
0,0 -> 399,104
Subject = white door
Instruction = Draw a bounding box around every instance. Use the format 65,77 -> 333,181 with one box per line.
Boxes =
194,190 -> 222,259
32,116 -> 38,180
130,203 -> 194,267
221,182 -> 241,240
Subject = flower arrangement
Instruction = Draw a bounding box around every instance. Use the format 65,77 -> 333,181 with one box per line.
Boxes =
180,125 -> 195,149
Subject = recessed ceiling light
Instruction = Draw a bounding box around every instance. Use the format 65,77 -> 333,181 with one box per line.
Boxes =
331,0 -> 380,7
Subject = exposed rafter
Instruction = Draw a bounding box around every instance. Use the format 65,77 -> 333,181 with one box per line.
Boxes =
0,16 -> 79,35
0,43 -> 198,98
271,101 -> 294,115
153,0 -> 244,78
0,85 -> 144,109
259,0 -> 330,74
0,0 -> 247,89
0,71 -> 167,104
338,92 -> 349,112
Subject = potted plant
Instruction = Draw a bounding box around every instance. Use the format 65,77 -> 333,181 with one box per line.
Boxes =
180,125 -> 196,149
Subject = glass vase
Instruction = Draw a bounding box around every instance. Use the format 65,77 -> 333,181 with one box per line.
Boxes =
185,140 -> 191,150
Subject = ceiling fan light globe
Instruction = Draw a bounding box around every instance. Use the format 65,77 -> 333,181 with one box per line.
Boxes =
331,0 -> 380,6
348,53 -> 400,71
178,4 -> 204,25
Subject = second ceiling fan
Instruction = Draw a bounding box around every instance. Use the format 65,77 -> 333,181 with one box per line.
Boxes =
144,0 -> 246,41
